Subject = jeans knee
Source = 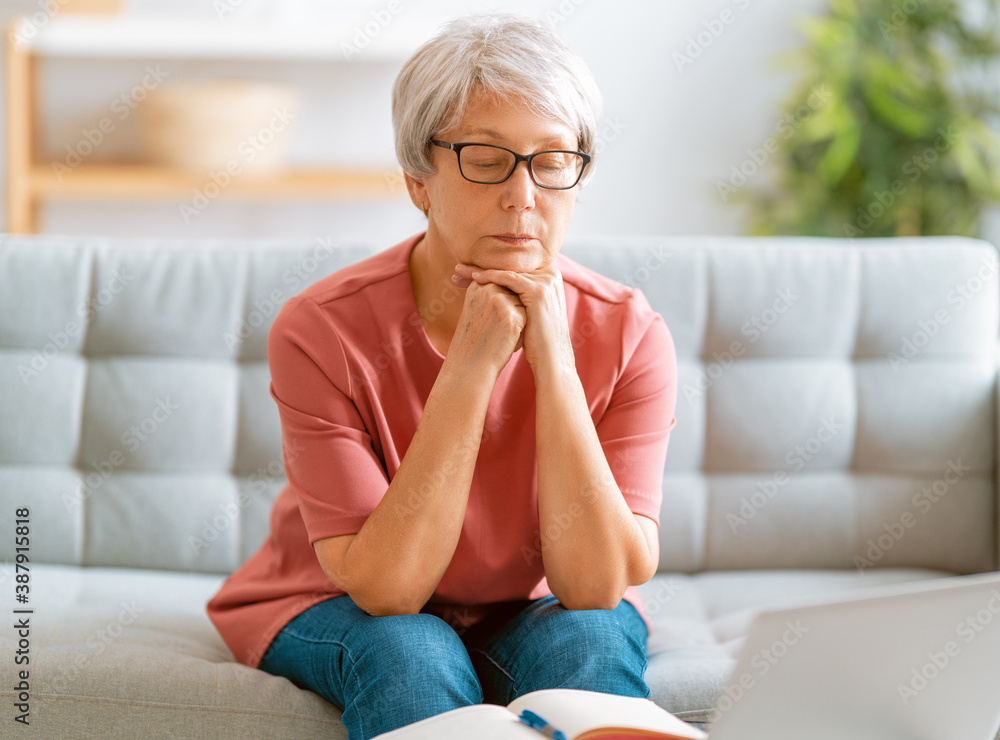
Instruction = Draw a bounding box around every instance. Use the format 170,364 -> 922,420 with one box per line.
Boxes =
353,613 -> 483,705
553,608 -> 645,660
516,607 -> 649,698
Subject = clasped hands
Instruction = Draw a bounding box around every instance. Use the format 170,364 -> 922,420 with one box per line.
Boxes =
451,262 -> 575,375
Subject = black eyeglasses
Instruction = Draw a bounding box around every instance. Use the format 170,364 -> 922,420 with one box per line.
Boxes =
430,140 -> 591,190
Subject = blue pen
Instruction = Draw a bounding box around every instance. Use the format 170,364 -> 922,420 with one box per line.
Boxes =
518,709 -> 568,740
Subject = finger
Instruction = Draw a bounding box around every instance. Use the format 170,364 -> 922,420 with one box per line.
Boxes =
464,268 -> 534,293
454,263 -> 538,287
450,273 -> 473,288
479,282 -> 524,303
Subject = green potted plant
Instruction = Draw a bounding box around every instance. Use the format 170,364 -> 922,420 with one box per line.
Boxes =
730,0 -> 1000,238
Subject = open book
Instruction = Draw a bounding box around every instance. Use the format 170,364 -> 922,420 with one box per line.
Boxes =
372,688 -> 707,739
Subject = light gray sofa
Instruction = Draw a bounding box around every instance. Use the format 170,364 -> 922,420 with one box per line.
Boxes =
1,232 -> 998,739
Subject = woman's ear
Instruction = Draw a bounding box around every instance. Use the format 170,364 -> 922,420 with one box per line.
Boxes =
404,172 -> 428,215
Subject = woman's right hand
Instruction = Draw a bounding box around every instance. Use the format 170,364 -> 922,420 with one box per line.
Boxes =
445,276 -> 526,379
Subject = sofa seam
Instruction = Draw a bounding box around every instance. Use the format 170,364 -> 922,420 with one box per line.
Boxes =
212,662 -> 220,708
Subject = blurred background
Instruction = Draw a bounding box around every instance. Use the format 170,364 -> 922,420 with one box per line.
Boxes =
2,0 -> 999,246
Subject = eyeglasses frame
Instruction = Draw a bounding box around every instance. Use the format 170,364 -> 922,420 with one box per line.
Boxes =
429,139 -> 592,190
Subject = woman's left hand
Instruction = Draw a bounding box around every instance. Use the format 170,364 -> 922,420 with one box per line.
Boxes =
452,263 -> 575,375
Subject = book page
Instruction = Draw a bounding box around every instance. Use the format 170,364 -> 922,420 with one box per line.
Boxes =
506,689 -> 707,740
370,703 -> 542,739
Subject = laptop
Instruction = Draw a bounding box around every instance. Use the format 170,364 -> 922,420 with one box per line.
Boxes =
704,571 -> 1000,739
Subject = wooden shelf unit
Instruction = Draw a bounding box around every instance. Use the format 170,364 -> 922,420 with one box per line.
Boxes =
3,14 -> 419,233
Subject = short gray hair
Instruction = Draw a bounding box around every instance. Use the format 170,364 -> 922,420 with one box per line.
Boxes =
392,13 -> 603,185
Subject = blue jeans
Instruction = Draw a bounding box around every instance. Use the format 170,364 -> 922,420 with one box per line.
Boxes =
258,593 -> 650,740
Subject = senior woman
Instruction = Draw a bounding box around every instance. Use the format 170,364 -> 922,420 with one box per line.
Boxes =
207,13 -> 677,740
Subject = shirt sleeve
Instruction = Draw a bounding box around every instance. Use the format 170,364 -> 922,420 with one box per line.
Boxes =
596,289 -> 678,527
267,294 -> 388,543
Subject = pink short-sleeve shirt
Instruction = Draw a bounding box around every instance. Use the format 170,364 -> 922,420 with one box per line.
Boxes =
206,232 -> 678,668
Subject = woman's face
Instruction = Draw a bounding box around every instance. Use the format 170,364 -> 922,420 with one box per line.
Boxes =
411,90 -> 582,274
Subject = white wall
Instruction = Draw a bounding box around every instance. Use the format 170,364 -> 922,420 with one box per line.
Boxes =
2,0 -> 998,247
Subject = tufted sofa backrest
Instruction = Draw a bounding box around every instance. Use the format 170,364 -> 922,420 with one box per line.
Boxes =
0,234 -> 996,575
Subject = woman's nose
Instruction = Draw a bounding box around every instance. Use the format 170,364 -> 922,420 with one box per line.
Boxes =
500,160 -> 536,211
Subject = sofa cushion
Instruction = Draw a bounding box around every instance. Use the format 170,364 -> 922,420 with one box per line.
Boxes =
0,564 -> 345,739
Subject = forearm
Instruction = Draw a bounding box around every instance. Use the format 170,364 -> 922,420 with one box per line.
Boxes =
535,363 -> 650,610
341,361 -> 493,615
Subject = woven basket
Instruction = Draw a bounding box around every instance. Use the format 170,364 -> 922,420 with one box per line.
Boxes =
139,79 -> 299,174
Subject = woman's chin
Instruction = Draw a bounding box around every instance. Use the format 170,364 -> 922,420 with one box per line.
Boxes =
474,250 -> 551,274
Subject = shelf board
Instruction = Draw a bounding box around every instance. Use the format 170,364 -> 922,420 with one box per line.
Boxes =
12,15 -> 431,61
29,163 -> 406,200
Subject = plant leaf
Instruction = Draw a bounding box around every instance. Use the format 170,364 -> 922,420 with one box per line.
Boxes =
819,107 -> 861,184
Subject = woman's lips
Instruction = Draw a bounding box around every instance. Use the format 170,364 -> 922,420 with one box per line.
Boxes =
490,234 -> 535,245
